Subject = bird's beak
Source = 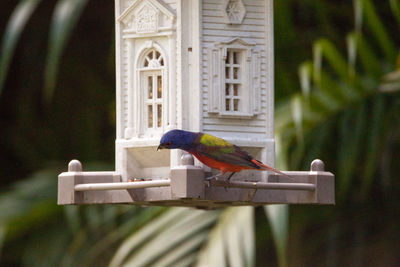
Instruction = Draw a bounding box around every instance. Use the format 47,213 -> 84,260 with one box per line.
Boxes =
157,144 -> 164,151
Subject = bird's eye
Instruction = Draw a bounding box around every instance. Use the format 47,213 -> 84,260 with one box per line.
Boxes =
165,142 -> 171,146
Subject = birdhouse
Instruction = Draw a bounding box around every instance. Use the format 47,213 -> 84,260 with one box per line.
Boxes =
58,0 -> 335,208
115,0 -> 275,182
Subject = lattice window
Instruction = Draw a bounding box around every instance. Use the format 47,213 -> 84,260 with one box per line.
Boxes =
224,50 -> 242,112
141,49 -> 164,131
208,38 -> 261,118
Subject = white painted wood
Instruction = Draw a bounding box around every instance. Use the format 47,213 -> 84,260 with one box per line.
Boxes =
222,0 -> 246,24
58,159 -> 335,206
74,180 -> 170,191
59,1 -> 336,207
115,0 -> 276,180
208,180 -> 316,191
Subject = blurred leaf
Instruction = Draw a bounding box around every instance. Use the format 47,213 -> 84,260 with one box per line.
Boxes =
44,0 -> 88,102
352,32 -> 382,79
81,206 -> 164,266
299,62 -> 312,99
110,208 -> 219,267
391,0 -> 400,27
360,95 -> 385,198
314,38 -> 359,92
0,0 -> 42,94
152,232 -> 207,267
360,0 -> 397,62
0,224 -> 5,262
379,69 -> 400,93
64,205 -> 81,233
122,209 -> 218,267
265,205 -> 288,267
109,208 -> 184,267
275,133 -> 289,171
0,168 -> 60,239
346,32 -> 357,78
291,94 -> 304,144
337,104 -> 366,198
197,207 -> 255,267
353,0 -> 363,33
389,0 -> 400,26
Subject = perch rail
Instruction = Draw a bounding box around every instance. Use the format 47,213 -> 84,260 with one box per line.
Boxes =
74,179 -> 316,191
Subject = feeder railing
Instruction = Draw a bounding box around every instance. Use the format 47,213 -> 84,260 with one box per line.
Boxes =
74,179 -> 171,191
208,180 -> 316,191
58,158 -> 335,207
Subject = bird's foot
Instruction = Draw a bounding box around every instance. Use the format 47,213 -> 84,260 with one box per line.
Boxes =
205,175 -> 218,181
205,175 -> 221,187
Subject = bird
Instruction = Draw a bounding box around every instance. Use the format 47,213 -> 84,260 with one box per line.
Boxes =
157,129 -> 291,181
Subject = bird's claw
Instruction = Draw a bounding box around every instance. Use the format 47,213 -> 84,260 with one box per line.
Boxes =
205,176 -> 217,181
205,175 -> 219,188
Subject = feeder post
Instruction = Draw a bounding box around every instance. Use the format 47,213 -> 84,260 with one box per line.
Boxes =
310,159 -> 335,204
58,160 -> 83,205
170,154 -> 205,199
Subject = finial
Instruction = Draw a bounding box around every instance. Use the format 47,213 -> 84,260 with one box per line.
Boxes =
68,159 -> 82,172
311,159 -> 325,171
181,153 -> 194,166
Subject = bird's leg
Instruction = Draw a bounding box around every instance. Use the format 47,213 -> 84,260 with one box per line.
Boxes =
205,174 -> 221,181
220,172 -> 236,191
205,172 -> 225,187
205,174 -> 218,188
226,172 -> 236,181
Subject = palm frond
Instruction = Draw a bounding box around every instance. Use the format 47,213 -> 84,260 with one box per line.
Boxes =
265,205 -> 288,267
196,207 -> 255,267
390,0 -> 400,26
276,0 -> 400,201
110,208 -> 220,267
0,0 -> 42,93
359,0 -> 397,62
43,0 -> 88,102
0,224 -> 5,262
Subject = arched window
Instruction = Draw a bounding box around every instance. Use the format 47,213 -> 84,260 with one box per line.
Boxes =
140,49 -> 164,132
143,50 -> 164,68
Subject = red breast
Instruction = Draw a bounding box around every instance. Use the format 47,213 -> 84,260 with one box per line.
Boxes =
190,152 -> 255,174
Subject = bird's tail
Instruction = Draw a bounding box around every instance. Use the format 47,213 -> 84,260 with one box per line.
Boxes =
251,159 -> 294,181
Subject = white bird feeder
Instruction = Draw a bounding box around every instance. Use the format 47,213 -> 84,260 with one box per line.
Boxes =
58,0 -> 335,208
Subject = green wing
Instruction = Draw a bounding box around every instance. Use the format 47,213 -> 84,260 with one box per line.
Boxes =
195,133 -> 260,168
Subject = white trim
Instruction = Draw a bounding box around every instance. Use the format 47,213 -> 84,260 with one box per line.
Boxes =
217,36 -> 256,47
265,0 -> 274,140
122,30 -> 175,39
132,41 -> 169,138
117,0 -> 176,23
115,0 -> 123,139
208,37 -> 260,118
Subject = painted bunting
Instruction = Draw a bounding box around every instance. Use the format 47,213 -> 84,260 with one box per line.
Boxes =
157,129 -> 290,180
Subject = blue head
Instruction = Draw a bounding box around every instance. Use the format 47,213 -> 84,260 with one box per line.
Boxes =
157,130 -> 197,151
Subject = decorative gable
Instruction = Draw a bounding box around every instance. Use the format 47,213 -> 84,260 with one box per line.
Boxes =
118,0 -> 175,36
217,37 -> 255,59
136,3 -> 158,33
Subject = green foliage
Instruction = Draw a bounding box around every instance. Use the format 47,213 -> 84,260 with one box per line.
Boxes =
275,0 -> 400,264
197,207 -> 255,267
110,208 -> 219,267
276,0 -> 400,201
265,205 -> 288,267
0,0 -> 42,93
44,0 -> 89,102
